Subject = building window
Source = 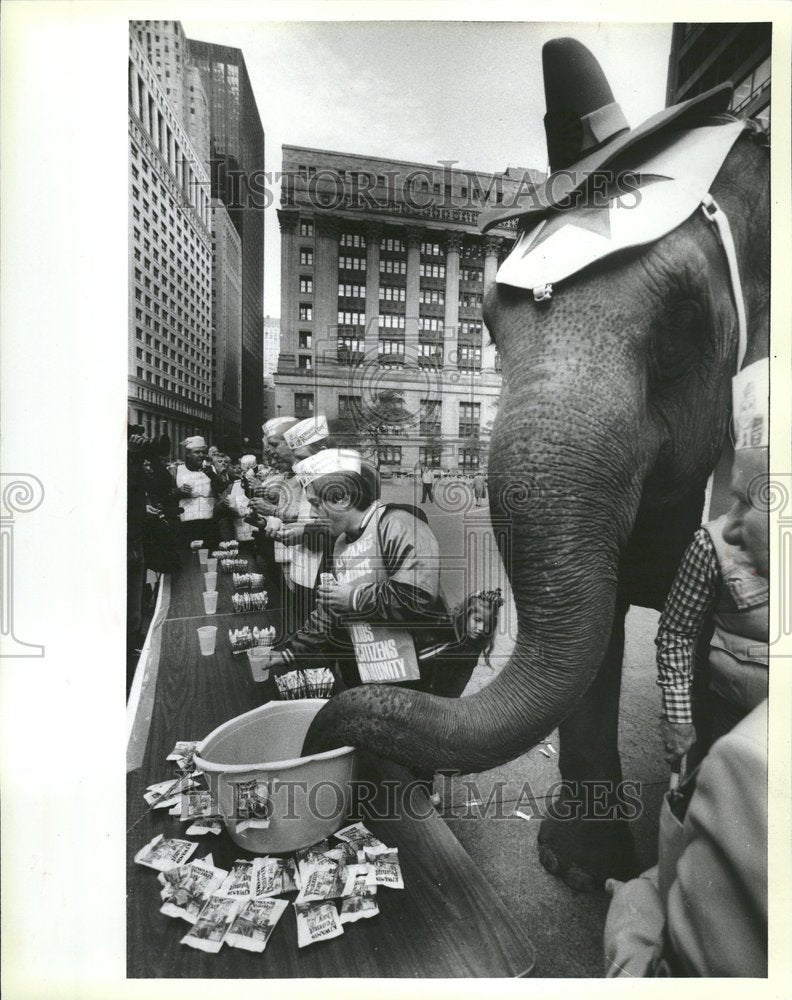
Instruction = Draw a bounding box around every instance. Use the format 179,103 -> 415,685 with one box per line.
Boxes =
461,266 -> 483,283
419,399 -> 441,435
300,248 -> 313,266
298,355 -> 312,370
419,263 -> 446,279
299,304 -> 313,321
339,232 -> 366,248
337,336 -> 364,364
459,401 -> 481,436
379,285 -> 406,302
337,310 -> 365,327
419,316 -> 443,332
378,339 -> 405,357
418,342 -> 443,366
339,394 -> 362,416
338,283 -> 365,299
379,258 -> 407,275
339,255 -> 366,271
294,393 -> 314,417
380,237 -> 405,253
419,288 -> 445,305
300,221 -> 314,237
458,344 -> 482,369
378,446 -> 403,466
379,313 -> 405,330
731,54 -> 771,114
420,241 -> 443,257
459,448 -> 481,471
419,446 -> 442,468
298,331 -> 312,349
299,276 -> 313,293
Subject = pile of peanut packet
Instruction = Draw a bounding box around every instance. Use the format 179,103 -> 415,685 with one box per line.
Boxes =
232,591 -> 268,613
135,791 -> 404,954
220,557 -> 248,573
275,667 -> 334,700
228,625 -> 276,654
232,572 -> 265,591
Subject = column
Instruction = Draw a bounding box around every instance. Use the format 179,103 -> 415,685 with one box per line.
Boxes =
277,209 -> 299,368
482,235 -> 502,372
364,223 -> 381,358
314,216 -> 339,360
444,234 -> 462,366
405,228 -> 422,354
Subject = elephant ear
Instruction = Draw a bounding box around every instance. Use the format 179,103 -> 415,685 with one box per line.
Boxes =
497,121 -> 745,293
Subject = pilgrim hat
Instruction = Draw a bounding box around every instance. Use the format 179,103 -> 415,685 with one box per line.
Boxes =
480,37 -> 733,233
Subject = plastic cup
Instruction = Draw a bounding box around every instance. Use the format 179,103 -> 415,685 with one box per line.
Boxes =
202,591 -> 218,615
247,646 -> 272,683
198,548 -> 209,565
197,625 -> 217,656
206,557 -> 217,574
204,571 -> 217,592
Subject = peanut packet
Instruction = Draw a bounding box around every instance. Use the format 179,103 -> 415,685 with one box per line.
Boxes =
226,897 -> 288,953
340,865 -> 379,924
180,894 -> 239,953
334,821 -> 390,857
159,856 -> 228,923
294,901 -> 344,948
364,848 -> 404,890
252,855 -> 300,897
134,834 -> 197,872
217,859 -> 255,898
185,819 -> 223,836
295,862 -> 348,904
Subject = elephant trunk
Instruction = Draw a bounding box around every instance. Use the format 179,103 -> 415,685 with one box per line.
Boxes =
303,382 -> 650,775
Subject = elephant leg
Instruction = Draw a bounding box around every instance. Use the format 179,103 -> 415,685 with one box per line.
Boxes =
537,602 -> 637,892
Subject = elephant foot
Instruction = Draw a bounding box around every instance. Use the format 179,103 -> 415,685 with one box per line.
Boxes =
537,814 -> 637,893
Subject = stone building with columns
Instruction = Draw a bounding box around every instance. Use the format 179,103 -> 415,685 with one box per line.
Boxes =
275,145 -> 543,472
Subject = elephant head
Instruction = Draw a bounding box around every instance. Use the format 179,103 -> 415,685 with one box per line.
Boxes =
302,120 -> 769,775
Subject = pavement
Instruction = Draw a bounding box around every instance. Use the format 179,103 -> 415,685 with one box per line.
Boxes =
381,477 -> 667,977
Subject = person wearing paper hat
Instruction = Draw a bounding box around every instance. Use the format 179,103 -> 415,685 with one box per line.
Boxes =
267,448 -> 451,688
272,415 -> 335,633
171,434 -> 219,548
654,358 -> 769,764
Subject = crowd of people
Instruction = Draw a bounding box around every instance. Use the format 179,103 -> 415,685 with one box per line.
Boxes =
126,413 -> 504,698
127,360 -> 770,977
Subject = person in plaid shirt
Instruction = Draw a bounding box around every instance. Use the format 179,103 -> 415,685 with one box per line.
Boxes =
655,359 -> 769,763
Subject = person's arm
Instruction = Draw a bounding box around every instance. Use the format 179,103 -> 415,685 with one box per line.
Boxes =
278,600 -> 340,669
654,528 -> 720,726
348,510 -> 441,624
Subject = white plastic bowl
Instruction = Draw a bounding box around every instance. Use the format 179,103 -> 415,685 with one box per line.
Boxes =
194,699 -> 357,854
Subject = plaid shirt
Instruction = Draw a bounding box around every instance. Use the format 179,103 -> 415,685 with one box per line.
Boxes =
655,528 -> 721,725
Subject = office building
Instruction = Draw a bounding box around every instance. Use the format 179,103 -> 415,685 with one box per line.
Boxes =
189,40 -> 266,447
127,30 -> 213,446
275,145 -> 544,471
130,20 -> 210,166
666,22 -> 771,122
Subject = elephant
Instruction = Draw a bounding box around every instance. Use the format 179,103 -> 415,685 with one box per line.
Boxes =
301,114 -> 770,891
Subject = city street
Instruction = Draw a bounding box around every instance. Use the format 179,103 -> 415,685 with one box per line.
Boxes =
381,477 -> 667,977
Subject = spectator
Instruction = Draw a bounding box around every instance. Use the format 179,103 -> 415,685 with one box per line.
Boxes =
654,358 -> 769,761
268,449 -> 449,689
472,471 -> 487,507
420,464 -> 438,504
172,435 -> 219,549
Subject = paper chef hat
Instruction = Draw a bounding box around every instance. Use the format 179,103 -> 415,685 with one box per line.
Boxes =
284,414 -> 330,451
262,416 -> 300,438
240,455 -> 258,469
182,435 -> 207,450
732,358 -> 769,451
293,448 -> 362,486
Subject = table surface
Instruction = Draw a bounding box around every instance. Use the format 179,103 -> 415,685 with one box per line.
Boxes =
127,546 -> 535,978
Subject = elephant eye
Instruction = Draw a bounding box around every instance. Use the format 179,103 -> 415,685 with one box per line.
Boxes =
654,299 -> 705,377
